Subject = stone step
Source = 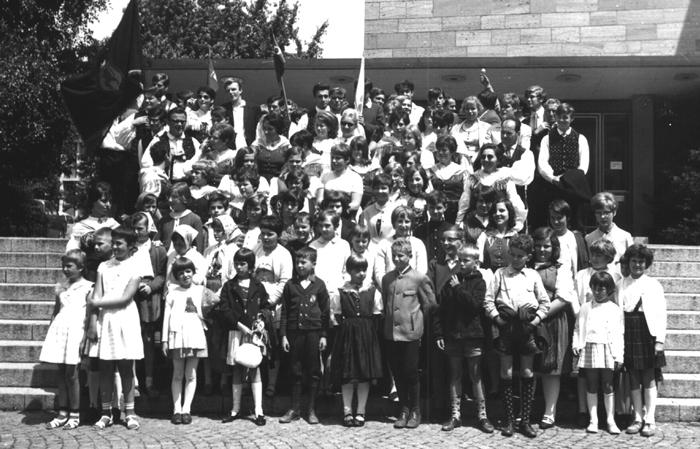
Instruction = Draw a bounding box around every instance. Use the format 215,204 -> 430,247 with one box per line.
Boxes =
667,294 -> 700,311
657,397 -> 700,421
665,330 -> 700,350
657,277 -> 700,294
659,374 -> 700,399
667,311 -> 700,330
0,341 -> 43,363
649,261 -> 700,278
648,245 -> 700,262
0,386 -> 55,410
0,363 -> 55,388
664,350 -> 700,374
0,253 -> 62,268
0,268 -> 63,284
0,238 -> 66,253
0,301 -> 53,320
0,320 -> 49,340
0,284 -> 55,301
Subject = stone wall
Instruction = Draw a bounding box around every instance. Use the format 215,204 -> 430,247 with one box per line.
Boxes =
365,0 -> 700,58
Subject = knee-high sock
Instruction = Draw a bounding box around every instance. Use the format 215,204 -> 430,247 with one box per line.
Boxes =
181,359 -> 198,414
252,381 -> 263,417
644,386 -> 658,424
587,392 -> 598,425
502,379 -> 515,425
231,383 -> 242,416
604,393 -> 617,425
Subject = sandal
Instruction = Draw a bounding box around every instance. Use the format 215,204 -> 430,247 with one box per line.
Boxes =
539,416 -> 555,430
353,414 -> 365,427
62,418 -> 80,430
46,415 -> 68,430
343,414 -> 355,427
94,415 -> 113,430
125,415 -> 140,430
626,420 -> 643,434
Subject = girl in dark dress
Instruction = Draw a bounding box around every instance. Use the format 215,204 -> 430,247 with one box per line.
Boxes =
331,255 -> 383,427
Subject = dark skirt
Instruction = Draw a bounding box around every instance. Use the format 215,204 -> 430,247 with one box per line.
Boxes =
330,317 -> 383,387
624,311 -> 666,370
538,311 -> 571,375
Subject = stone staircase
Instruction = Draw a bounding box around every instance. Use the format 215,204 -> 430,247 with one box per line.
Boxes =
0,237 -> 698,421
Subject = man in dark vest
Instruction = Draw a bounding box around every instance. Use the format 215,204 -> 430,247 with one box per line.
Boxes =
498,117 -> 535,210
222,77 -> 258,149
141,107 -> 201,183
535,103 -> 591,230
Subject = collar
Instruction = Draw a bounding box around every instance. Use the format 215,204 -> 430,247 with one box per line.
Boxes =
170,209 -> 192,219
167,132 -> 183,141
315,106 -> 329,113
557,127 -> 572,137
297,274 -> 317,284
232,99 -> 247,109
504,265 -> 525,276
397,265 -> 412,277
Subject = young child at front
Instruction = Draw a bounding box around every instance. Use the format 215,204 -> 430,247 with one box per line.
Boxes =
585,192 -> 633,264
90,226 -> 152,431
40,250 -> 93,430
572,271 -> 624,435
381,238 -> 438,430
279,247 -> 330,425
162,258 -> 215,425
484,234 -> 549,438
618,244 -> 667,438
220,248 -> 271,426
437,244 -> 494,434
331,255 -> 383,427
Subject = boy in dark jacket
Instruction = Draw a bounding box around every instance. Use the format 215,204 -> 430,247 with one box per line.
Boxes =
279,246 -> 330,425
437,244 -> 494,433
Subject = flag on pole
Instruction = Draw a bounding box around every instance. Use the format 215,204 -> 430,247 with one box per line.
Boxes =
354,56 -> 365,114
60,0 -> 142,153
208,50 -> 218,91
272,34 -> 285,85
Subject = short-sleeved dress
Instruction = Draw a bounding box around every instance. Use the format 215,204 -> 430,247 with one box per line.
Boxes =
330,285 -> 383,387
164,285 -> 209,359
95,257 -> 144,360
39,278 -> 93,365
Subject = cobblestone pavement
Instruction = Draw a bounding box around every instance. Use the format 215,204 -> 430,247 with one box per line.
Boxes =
1,411 -> 699,449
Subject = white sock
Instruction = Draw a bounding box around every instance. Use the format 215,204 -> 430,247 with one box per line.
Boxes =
252,381 -> 263,417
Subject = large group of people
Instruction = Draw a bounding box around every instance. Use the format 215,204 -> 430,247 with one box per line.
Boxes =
41,71 -> 666,439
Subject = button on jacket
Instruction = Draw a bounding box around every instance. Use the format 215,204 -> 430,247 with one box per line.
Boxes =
381,267 -> 439,342
280,275 -> 330,337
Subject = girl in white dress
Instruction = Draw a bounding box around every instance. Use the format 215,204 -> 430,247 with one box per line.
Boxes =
90,227 -> 151,430
162,258 -> 215,425
40,250 -> 93,430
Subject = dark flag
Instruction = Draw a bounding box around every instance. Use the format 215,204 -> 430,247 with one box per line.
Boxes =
208,50 -> 219,91
272,35 -> 285,84
61,0 -> 142,153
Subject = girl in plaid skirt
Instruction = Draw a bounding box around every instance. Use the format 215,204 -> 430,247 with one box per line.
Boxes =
617,244 -> 667,437
572,271 -> 624,435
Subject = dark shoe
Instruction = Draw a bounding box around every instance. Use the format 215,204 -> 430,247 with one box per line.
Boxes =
353,414 -> 365,427
171,413 -> 182,425
307,409 -> 319,425
221,413 -> 238,423
405,410 -> 421,429
253,415 -> 266,426
519,421 -> 537,438
343,414 -> 355,427
279,409 -> 300,424
441,416 -> 461,432
539,416 -> 555,430
394,409 -> 409,429
181,413 -> 192,425
478,418 -> 495,433
576,412 -> 589,428
501,421 -> 515,437
388,391 -> 399,403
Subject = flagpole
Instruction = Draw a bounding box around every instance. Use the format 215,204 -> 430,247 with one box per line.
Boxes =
271,33 -> 291,124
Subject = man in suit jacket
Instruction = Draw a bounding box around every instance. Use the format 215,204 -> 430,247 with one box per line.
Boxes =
305,82 -> 331,133
222,77 -> 258,149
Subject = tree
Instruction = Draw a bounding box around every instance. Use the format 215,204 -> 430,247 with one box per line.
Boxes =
0,0 -> 108,236
140,0 -> 327,59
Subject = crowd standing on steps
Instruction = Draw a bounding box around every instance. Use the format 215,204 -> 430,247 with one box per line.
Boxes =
45,72 -> 665,438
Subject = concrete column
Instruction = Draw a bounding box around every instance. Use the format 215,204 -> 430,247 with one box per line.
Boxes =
631,95 -> 654,238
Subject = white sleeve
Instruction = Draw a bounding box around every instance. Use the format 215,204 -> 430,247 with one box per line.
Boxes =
578,134 -> 589,174
456,175 -> 472,224
519,124 -> 532,151
505,182 -> 526,231
476,232 -> 487,264
141,137 -> 158,168
537,135 -> 555,182
510,150 -> 535,186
